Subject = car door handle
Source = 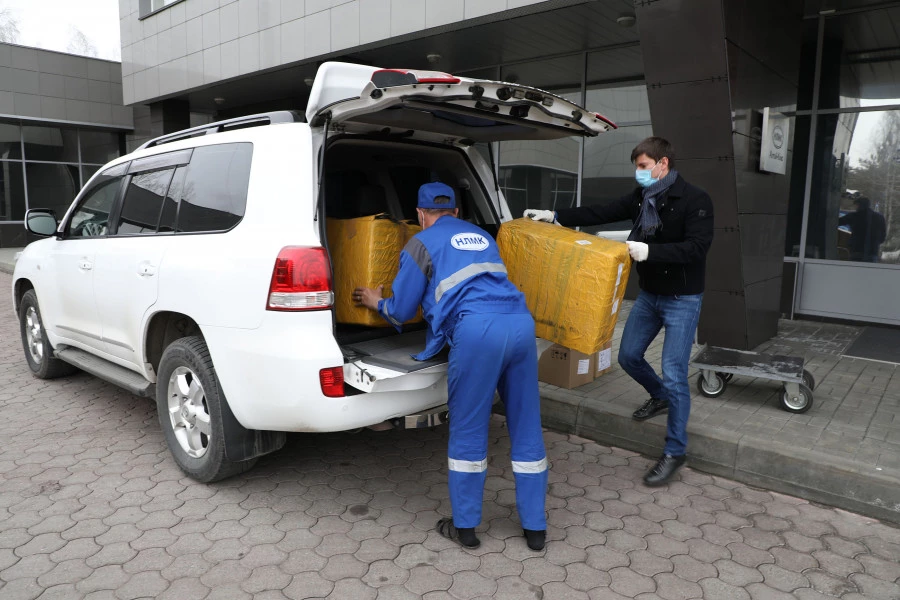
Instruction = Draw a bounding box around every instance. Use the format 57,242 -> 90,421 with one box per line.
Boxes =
78,260 -> 93,271
138,262 -> 157,277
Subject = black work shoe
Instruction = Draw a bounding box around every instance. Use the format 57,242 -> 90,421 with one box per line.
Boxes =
523,529 -> 546,551
436,518 -> 480,548
643,454 -> 686,487
633,397 -> 669,421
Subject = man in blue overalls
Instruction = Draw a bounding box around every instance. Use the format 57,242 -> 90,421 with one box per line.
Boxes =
354,182 -> 548,551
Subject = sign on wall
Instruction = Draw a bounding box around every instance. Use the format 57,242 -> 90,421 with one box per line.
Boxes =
760,107 -> 789,174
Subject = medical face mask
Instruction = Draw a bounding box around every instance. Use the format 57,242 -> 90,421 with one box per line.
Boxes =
635,162 -> 660,188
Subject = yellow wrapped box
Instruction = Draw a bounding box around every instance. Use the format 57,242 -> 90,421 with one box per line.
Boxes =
497,218 -> 631,355
327,214 -> 423,327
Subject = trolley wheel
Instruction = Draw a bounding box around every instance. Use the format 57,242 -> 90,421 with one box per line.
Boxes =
718,372 -> 734,384
697,372 -> 727,398
780,383 -> 814,414
802,369 -> 816,391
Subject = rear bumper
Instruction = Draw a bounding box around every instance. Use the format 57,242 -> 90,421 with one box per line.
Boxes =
201,314 -> 448,432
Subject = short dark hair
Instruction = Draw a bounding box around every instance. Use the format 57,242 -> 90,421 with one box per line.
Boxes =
631,137 -> 675,168
420,207 -> 456,216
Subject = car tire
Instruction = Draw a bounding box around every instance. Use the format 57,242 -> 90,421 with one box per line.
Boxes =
19,289 -> 78,379
156,336 -> 256,482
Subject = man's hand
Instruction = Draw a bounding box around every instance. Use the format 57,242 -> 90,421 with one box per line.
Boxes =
353,285 -> 384,311
626,241 -> 649,262
523,209 -> 557,223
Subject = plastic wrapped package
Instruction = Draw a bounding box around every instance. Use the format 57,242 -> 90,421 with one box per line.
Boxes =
497,218 -> 631,355
327,214 -> 423,327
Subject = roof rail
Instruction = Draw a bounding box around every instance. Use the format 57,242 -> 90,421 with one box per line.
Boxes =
136,110 -> 306,151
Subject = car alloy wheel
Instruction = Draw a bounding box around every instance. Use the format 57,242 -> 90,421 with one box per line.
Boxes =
166,366 -> 212,458
24,306 -> 44,365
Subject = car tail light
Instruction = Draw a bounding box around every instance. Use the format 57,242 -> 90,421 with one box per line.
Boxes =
594,112 -> 618,129
320,367 -> 345,398
371,69 -> 461,88
267,246 -> 334,311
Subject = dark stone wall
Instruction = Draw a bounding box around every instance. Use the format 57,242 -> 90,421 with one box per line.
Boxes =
635,0 -> 803,349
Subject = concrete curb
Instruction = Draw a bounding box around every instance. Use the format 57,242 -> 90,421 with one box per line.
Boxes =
539,388 -> 900,525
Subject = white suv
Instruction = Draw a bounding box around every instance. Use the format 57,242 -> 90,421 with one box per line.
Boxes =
12,62 -> 612,482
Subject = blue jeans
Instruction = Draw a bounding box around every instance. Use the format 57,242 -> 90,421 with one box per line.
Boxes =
617,291 -> 703,456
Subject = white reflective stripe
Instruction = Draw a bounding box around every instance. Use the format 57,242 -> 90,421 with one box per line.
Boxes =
511,458 -> 548,474
434,262 -> 508,303
381,303 -> 402,327
448,457 -> 488,473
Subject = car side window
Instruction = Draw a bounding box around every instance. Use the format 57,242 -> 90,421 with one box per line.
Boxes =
66,165 -> 127,238
158,167 -> 185,233
175,143 -> 253,233
116,168 -> 176,235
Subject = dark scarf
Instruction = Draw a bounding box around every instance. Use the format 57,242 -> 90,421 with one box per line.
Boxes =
630,169 -> 679,242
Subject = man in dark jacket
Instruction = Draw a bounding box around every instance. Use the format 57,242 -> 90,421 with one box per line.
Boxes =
524,137 -> 713,486
838,196 -> 886,262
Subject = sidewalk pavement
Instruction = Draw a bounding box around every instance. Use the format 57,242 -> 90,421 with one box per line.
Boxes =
3,247 -> 898,524
537,302 -> 900,525
0,248 -> 21,275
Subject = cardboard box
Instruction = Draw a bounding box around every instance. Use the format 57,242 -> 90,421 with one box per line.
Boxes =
593,341 -> 614,379
327,214 -> 422,327
538,343 -> 595,389
497,218 -> 631,356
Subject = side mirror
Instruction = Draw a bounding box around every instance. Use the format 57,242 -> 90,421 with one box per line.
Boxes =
25,209 -> 59,237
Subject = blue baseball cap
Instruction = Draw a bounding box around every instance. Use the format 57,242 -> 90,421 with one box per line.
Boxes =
417,182 -> 456,209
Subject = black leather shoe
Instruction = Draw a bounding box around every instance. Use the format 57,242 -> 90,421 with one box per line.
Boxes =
633,397 -> 668,421
523,529 -> 546,551
643,454 -> 686,487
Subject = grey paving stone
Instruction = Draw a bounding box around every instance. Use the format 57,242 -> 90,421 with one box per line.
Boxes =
0,274 -> 898,600
653,572 -> 703,600
609,565 -> 656,597
848,573 -> 900,600
698,578 -> 751,600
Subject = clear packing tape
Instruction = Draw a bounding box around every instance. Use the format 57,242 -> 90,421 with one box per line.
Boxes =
497,218 -> 632,356
327,214 -> 423,327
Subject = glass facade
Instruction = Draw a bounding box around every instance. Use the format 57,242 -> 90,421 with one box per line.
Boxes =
787,6 -> 900,266
460,45 -> 649,225
0,122 -> 123,222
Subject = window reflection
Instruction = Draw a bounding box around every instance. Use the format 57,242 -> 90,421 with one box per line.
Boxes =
23,126 -> 78,163
498,57 -> 582,218
581,49 -> 650,233
0,123 -> 22,160
80,130 -> 122,165
118,169 -> 175,234
25,163 -> 80,220
819,7 -> 900,109
808,109 -> 900,263
0,161 -> 25,221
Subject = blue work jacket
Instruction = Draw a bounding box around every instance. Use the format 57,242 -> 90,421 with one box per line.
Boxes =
377,216 -> 529,360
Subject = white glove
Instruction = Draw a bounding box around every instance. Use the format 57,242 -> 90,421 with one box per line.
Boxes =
626,241 -> 649,262
523,209 -> 557,223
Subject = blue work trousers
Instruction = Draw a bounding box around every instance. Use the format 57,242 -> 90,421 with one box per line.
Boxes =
446,312 -> 548,531
617,291 -> 703,456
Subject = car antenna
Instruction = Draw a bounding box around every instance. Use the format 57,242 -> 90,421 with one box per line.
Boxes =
487,142 -> 504,219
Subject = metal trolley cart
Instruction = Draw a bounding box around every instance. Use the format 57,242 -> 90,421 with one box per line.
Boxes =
691,345 -> 816,413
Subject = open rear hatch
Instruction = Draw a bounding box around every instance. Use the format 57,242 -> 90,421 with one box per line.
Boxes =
307,62 -> 615,144
310,62 -> 615,395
